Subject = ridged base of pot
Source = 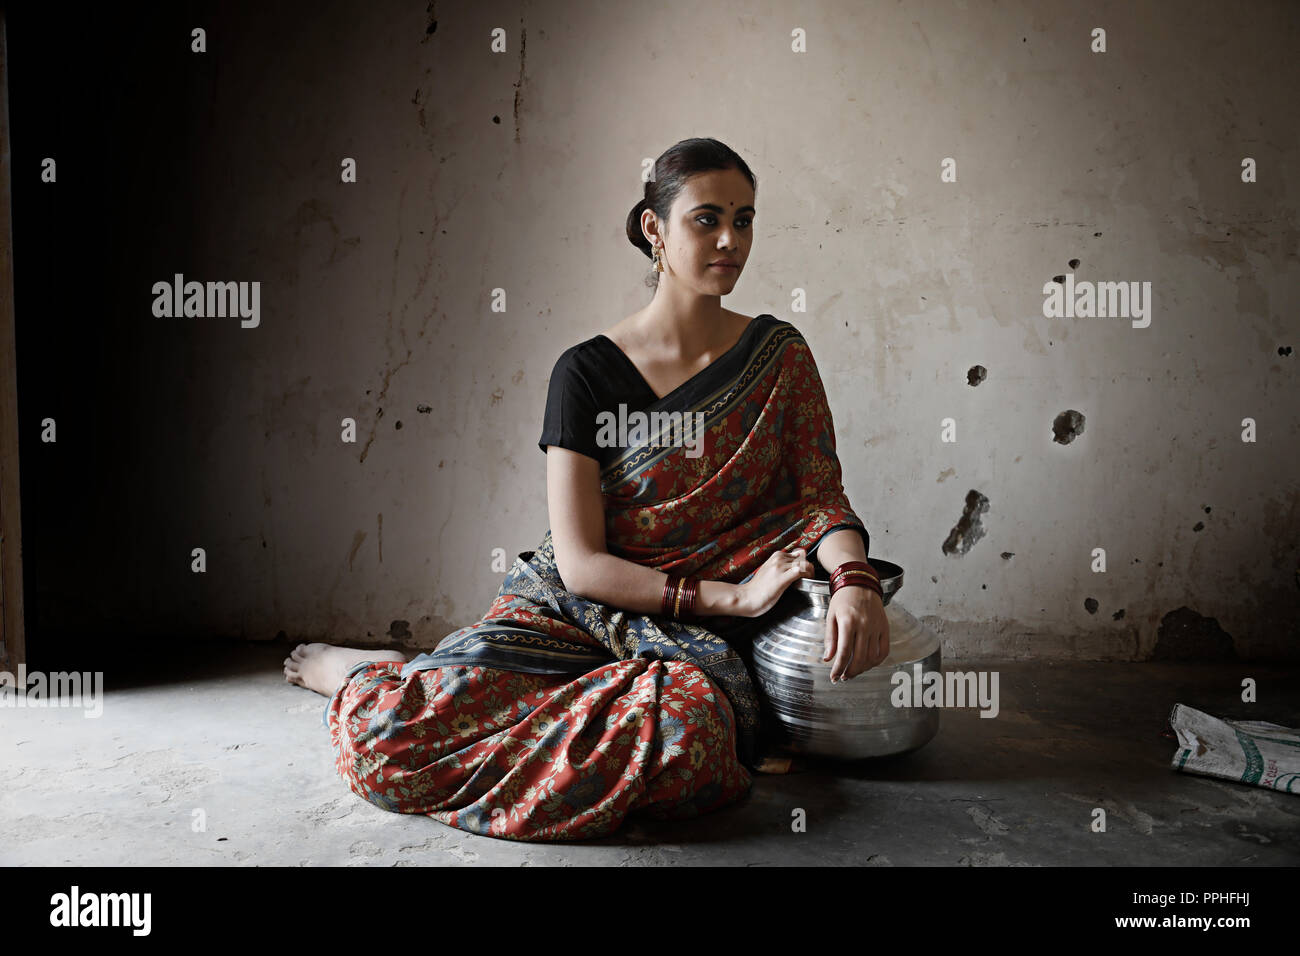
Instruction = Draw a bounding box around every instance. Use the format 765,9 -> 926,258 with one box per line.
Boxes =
752,590 -> 943,760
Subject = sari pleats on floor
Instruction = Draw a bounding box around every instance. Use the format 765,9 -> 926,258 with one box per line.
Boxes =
324,317 -> 869,840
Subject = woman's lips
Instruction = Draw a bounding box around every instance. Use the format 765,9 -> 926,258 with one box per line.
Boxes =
709,263 -> 739,270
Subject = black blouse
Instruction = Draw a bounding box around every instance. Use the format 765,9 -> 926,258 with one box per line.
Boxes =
538,315 -> 780,468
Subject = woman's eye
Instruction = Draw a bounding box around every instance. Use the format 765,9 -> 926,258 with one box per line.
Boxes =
697,216 -> 751,228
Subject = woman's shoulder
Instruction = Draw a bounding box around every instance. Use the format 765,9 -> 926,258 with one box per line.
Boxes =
738,311 -> 796,332
758,313 -> 797,332
548,333 -> 607,368
754,313 -> 805,345
733,310 -> 791,335
543,331 -> 631,398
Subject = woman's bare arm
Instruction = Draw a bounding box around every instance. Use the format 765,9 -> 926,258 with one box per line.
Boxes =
812,527 -> 869,573
544,445 -> 742,616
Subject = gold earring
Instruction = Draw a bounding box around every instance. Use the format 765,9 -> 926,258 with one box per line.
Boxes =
652,242 -> 664,273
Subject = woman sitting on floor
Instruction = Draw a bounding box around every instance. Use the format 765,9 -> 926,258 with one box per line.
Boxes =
284,136 -> 891,841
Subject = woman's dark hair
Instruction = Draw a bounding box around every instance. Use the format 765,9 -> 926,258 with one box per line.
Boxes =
625,138 -> 757,281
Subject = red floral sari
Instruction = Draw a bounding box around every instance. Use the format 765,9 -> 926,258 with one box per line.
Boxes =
324,316 -> 868,840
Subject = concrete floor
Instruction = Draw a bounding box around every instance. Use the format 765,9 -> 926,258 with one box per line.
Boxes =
2,642 -> 1297,866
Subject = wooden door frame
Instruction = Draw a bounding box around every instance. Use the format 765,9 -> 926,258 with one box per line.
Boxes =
0,7 -> 26,675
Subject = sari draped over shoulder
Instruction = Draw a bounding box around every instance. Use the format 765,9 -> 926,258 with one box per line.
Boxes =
403,316 -> 868,768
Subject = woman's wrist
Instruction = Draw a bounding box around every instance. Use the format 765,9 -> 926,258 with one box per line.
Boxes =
830,583 -> 881,605
696,579 -> 743,617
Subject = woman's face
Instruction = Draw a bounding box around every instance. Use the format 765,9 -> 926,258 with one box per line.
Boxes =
648,168 -> 755,291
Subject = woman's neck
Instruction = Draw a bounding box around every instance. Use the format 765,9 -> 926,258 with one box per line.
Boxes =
636,294 -> 732,359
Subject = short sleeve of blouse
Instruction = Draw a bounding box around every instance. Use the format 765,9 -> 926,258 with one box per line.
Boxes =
538,346 -> 603,462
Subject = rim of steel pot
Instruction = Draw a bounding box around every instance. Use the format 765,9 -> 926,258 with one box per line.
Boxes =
793,558 -> 904,608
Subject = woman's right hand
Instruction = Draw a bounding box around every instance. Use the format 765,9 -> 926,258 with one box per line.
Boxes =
736,547 -> 815,618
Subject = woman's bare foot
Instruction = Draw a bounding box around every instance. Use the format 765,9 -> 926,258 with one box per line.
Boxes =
283,643 -> 407,697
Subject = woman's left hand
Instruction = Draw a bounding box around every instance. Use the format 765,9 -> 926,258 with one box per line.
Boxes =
823,586 -> 890,682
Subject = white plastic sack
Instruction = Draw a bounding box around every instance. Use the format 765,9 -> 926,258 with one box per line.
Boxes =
1169,703 -> 1300,794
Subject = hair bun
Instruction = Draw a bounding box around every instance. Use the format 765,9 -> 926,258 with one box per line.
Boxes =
626,198 -> 653,257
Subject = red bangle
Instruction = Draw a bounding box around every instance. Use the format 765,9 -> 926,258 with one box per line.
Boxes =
661,574 -> 699,619
662,575 -> 680,617
831,577 -> 882,596
831,579 -> 883,599
681,576 -> 698,618
832,567 -> 883,582
830,560 -> 882,599
831,562 -> 878,584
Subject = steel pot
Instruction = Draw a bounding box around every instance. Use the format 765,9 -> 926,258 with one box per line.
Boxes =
750,559 -> 942,760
